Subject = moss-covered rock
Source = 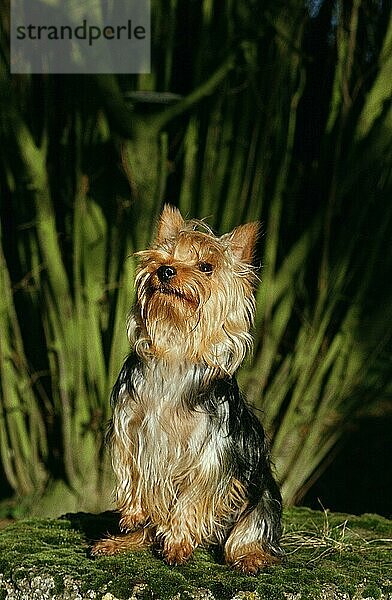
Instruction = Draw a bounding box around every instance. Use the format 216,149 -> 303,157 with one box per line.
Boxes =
0,507 -> 390,600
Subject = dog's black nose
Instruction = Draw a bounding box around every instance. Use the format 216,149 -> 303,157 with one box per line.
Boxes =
157,265 -> 177,283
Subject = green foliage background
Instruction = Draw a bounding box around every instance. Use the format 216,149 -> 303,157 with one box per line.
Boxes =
0,0 -> 391,516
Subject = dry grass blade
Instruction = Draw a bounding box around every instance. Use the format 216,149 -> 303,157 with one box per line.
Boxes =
282,508 -> 392,564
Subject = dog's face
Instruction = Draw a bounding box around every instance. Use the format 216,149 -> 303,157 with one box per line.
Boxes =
129,205 -> 259,373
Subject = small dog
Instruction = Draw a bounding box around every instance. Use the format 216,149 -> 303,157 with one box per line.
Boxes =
92,205 -> 282,574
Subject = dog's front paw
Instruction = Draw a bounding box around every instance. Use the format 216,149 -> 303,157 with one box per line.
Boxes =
163,540 -> 194,565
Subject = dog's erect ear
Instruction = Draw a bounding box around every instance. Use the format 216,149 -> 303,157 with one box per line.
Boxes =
222,222 -> 260,264
156,204 -> 185,244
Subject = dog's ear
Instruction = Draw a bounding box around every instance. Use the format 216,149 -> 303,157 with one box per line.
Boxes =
223,222 -> 260,264
156,204 -> 185,244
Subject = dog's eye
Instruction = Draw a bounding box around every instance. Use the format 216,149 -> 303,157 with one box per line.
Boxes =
198,262 -> 214,274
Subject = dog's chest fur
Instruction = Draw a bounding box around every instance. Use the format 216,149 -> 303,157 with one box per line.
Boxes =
121,360 -> 216,454
113,360 -> 225,482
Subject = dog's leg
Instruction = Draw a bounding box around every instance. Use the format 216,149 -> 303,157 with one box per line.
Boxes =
224,489 -> 283,574
109,402 -> 150,533
156,493 -> 203,565
157,513 -> 198,565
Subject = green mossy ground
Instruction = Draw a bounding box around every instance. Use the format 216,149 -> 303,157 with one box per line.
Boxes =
0,507 -> 391,599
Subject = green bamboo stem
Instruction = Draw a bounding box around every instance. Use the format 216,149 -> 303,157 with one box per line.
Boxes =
356,10 -> 392,139
150,52 -> 236,133
0,237 -> 47,495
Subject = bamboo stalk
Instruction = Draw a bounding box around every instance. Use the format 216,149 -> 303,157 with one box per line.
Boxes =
0,234 -> 47,495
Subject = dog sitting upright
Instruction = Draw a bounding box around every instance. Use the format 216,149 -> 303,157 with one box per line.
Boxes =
92,204 -> 282,574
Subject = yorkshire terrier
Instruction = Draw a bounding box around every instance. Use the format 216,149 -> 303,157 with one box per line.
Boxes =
92,205 -> 282,574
